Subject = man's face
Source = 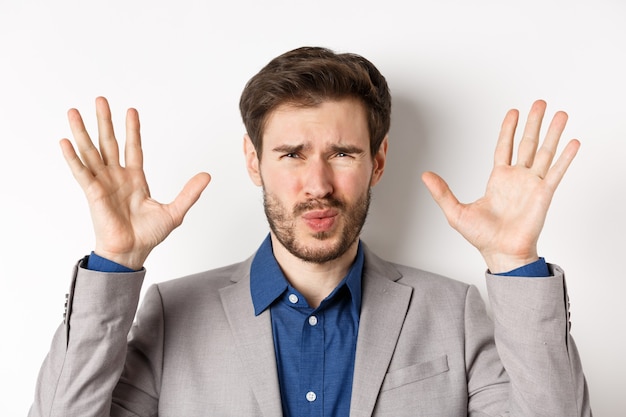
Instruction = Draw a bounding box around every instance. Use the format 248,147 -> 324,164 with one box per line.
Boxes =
244,98 -> 387,264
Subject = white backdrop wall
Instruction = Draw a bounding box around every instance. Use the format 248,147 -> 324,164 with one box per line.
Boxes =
1,0 -> 624,415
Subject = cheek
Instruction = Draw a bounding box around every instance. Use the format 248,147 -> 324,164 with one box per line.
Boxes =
261,167 -> 301,196
335,169 -> 373,193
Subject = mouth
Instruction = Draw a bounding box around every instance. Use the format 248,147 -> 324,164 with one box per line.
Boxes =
301,209 -> 339,232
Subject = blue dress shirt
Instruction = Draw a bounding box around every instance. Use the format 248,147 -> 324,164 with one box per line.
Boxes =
249,235 -> 363,417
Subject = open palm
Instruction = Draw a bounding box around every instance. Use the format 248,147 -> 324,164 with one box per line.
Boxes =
60,97 -> 211,270
422,100 -> 580,273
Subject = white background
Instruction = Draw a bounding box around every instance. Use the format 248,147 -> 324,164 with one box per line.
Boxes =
1,0 -> 624,415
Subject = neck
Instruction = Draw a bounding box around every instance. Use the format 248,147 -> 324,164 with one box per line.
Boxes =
270,234 -> 359,308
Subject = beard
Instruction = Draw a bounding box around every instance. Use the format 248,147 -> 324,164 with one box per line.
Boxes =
263,188 -> 372,264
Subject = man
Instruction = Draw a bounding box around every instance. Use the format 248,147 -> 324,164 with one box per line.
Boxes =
30,47 -> 591,416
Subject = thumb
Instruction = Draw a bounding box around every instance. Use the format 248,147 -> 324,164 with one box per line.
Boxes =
168,172 -> 212,225
421,171 -> 462,227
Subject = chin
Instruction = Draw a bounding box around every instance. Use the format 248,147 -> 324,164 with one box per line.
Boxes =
292,233 -> 357,264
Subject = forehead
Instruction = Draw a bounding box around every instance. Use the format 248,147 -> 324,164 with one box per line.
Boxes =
262,98 -> 369,149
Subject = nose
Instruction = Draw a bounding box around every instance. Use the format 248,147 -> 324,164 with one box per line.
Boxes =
302,158 -> 334,199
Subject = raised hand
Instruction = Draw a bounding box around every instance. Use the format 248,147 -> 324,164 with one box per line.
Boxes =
422,100 -> 580,273
60,97 -> 211,270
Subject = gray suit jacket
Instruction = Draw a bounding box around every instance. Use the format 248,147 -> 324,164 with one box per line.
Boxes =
30,245 -> 591,416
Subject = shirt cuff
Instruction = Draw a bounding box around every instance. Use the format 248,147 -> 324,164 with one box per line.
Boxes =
495,257 -> 550,277
86,251 -> 138,273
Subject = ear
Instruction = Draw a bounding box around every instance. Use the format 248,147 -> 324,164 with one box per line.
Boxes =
243,134 -> 263,186
370,135 -> 388,187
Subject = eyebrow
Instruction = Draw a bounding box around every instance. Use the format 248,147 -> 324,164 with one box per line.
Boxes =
272,144 -> 307,153
329,144 -> 366,154
271,143 -> 366,154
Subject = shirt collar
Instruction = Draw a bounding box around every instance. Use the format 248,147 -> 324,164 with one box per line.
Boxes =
250,234 -> 364,316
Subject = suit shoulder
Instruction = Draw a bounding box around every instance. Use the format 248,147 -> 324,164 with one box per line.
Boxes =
391,262 -> 471,292
362,244 -> 470,293
154,258 -> 251,297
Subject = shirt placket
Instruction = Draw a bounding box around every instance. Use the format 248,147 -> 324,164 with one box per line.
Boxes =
300,309 -> 324,417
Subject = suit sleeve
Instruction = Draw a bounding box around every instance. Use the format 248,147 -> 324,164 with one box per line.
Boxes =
484,264 -> 592,416
28,259 -> 146,417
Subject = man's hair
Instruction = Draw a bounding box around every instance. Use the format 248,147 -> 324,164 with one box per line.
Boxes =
239,46 -> 391,157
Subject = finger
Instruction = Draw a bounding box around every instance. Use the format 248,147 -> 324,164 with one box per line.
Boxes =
95,96 -> 121,166
124,108 -> 143,169
494,109 -> 518,167
516,99 -> 547,168
59,138 -> 95,190
421,171 -> 462,228
67,107 -> 105,172
167,172 -> 212,226
531,111 -> 568,178
544,139 -> 580,191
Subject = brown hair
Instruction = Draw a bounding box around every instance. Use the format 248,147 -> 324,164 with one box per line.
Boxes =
239,46 -> 391,157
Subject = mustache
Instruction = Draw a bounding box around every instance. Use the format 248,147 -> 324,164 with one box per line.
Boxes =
293,197 -> 345,216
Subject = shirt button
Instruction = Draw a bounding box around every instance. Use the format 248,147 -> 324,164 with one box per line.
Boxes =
308,315 -> 318,326
288,294 -> 299,304
306,391 -> 317,402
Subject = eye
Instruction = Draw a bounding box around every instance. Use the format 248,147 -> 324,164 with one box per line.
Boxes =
284,152 -> 300,159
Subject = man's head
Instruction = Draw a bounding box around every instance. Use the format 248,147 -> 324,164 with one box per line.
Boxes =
239,46 -> 391,158
240,47 -> 390,264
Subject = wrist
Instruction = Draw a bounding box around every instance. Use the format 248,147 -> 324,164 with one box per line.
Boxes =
483,252 -> 539,274
92,248 -> 148,271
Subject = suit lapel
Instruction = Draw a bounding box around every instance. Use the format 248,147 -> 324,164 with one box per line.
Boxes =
350,248 -> 413,417
220,267 -> 283,417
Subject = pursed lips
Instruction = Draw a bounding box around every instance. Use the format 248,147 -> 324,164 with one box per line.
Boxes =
301,209 -> 339,232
